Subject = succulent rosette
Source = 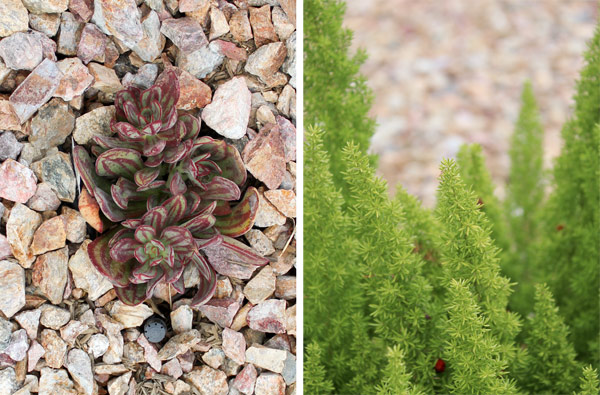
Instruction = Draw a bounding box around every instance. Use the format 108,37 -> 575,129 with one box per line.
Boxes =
74,69 -> 268,306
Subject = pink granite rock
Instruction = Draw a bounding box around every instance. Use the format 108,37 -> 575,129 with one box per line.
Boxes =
9,59 -> 62,123
54,58 -> 94,101
27,340 -> 45,372
245,42 -> 287,82
157,66 -> 211,110
213,39 -> 247,61
131,11 -> 165,62
6,204 -> 42,268
30,216 -> 67,255
264,190 -> 296,218
0,159 -> 37,204
69,0 -> 94,22
0,236 -> 11,260
57,12 -> 84,56
222,328 -> 246,365
40,329 -> 67,368
0,32 -> 43,71
249,5 -> 278,47
31,247 -> 69,304
247,300 -> 287,334
232,363 -> 257,395
160,17 -> 208,54
229,9 -> 253,43
3,329 -> 29,362
77,23 -> 107,64
0,101 -> 21,131
242,124 -> 286,189
198,298 -> 242,328
0,260 -> 25,318
137,334 -> 161,372
202,77 -> 251,140
0,0 -> 29,37
254,372 -> 285,395
161,358 -> 183,379
276,115 -> 296,162
92,0 -> 143,48
185,366 -> 228,395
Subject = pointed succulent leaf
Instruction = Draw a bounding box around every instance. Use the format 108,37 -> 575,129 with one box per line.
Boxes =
114,282 -> 148,306
96,148 -> 144,178
169,172 -> 187,195
110,237 -> 139,263
134,225 -> 156,244
180,113 -> 201,140
218,145 -> 247,186
190,254 -> 217,307
140,85 -> 161,109
214,187 -> 259,237
195,232 -> 223,249
94,187 -> 127,222
171,274 -> 186,294
162,258 -> 186,283
142,206 -> 168,230
159,119 -> 186,144
163,245 -> 176,268
199,176 -> 241,201
161,226 -> 196,255
122,219 -> 142,229
137,180 -> 166,192
221,236 -> 269,266
145,153 -> 164,167
154,68 -> 180,113
193,136 -> 227,160
111,178 -> 148,209
134,167 -> 161,187
132,260 -> 160,281
88,228 -> 133,287
73,146 -> 111,198
143,136 -> 167,156
162,194 -> 187,226
149,99 -> 162,123
112,120 -> 144,140
184,190 -> 204,217
115,88 -> 140,121
162,106 -> 179,131
164,139 -> 193,164
182,213 -> 216,237
92,135 -> 142,151
109,228 -> 135,248
123,100 -> 145,126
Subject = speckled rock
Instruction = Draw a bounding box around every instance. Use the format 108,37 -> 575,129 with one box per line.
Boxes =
160,17 -> 208,54
272,7 -> 294,41
185,366 -> 228,395
162,358 -> 183,379
54,57 -> 94,101
0,0 -> 29,37
242,124 -> 286,190
14,309 -> 41,340
22,0 -> 68,13
245,346 -> 286,373
198,297 -> 242,328
0,32 -> 43,71
107,372 -> 132,395
231,363 -> 257,395
0,318 -> 11,353
68,240 -> 114,301
78,188 -> 104,232
0,367 -> 18,395
222,328 -> 246,365
27,339 -> 45,372
159,66 -> 211,110
0,237 -> 10,260
202,77 -> 251,139
249,5 -> 278,47
30,214 -> 67,255
247,299 -> 286,334
60,320 -> 88,345
137,334 -> 161,372
276,115 -> 296,161
33,152 -> 76,202
88,62 -> 123,96
0,101 -> 21,131
29,98 -> 75,150
245,42 -> 287,82
244,266 -> 276,304
69,0 -> 94,22
38,367 -> 77,394
201,348 -> 225,369
170,305 -> 193,334
157,330 -> 201,361
57,12 -> 84,56
131,11 -> 165,62
96,313 -> 124,364
40,305 -> 71,330
87,334 -> 110,358
60,207 -> 87,243
209,7 -> 229,40
254,372 -> 285,395
245,230 -> 276,257
77,23 -> 106,64
6,204 -> 42,267
0,132 -> 23,161
0,159 -> 37,204
230,9 -> 253,43
109,301 -> 153,328
40,330 -> 68,368
29,13 -> 61,37
66,349 -> 95,395
3,329 -> 29,361
92,0 -> 143,48
254,189 -> 286,227
31,247 -> 69,304
264,190 -> 296,218
72,105 -> 115,144
9,59 -> 62,123
177,41 -> 224,79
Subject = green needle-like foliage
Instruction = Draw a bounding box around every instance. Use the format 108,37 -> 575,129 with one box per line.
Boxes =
436,159 -> 521,361
520,284 -> 580,394
442,279 -> 518,394
304,0 -> 376,189
456,144 -> 510,254
376,346 -> 425,395
304,342 -> 335,395
576,366 -> 600,395
537,26 -> 600,366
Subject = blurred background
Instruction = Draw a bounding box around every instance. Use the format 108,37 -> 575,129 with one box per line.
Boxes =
344,0 -> 597,207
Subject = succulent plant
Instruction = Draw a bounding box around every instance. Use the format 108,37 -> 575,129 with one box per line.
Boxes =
74,69 -> 268,306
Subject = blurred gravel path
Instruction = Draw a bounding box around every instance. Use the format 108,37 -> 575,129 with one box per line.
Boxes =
344,0 -> 597,206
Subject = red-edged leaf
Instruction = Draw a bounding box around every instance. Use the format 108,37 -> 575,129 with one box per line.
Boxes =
94,187 -> 126,222
218,145 -> 247,186
111,178 -> 148,209
190,253 -> 216,307
96,148 -> 144,178
182,213 -> 216,237
132,260 -> 160,282
164,139 -> 193,164
140,85 -> 161,109
155,68 -> 180,114
112,120 -> 144,141
199,176 -> 240,201
142,119 -> 162,136
171,274 -> 185,294
110,237 -> 138,263
142,206 -> 168,230
149,99 -> 162,123
161,106 -> 179,130
162,195 -> 187,226
184,190 -> 204,217
192,136 -> 226,159
221,236 -> 269,266
92,135 -> 143,151
169,172 -> 187,195
180,113 -> 201,140
145,153 -> 164,167
195,232 -> 223,249
114,282 -> 148,306
137,180 -> 166,192
143,136 -> 167,157
161,226 -> 196,255
123,100 -> 145,126
159,119 -> 186,145
162,258 -> 185,283
134,167 -> 161,187
88,228 -> 133,288
214,187 -> 258,237
122,219 -> 142,229
115,88 -> 141,121
73,146 -> 111,198
135,225 -> 156,244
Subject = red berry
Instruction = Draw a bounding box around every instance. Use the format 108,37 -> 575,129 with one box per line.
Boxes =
435,358 -> 446,373
556,224 -> 565,231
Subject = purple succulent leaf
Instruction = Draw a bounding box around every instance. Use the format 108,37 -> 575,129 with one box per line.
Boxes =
94,187 -> 127,222
140,85 -> 161,109
199,176 -> 241,201
195,232 -> 223,249
190,253 -> 217,307
179,113 -> 201,140
123,100 -> 146,127
154,68 -> 180,114
164,139 -> 193,164
136,180 -> 166,192
111,178 -> 148,210
88,227 -> 133,288
184,190 -> 204,217
144,153 -> 165,167
221,236 -> 269,266
214,187 -> 259,237
162,195 -> 187,226
217,145 -> 247,186
162,258 -> 185,284
110,237 -> 138,263
111,120 -> 144,141
169,172 -> 187,195
142,206 -> 168,231
113,282 -> 148,306
159,119 -> 186,145
171,274 -> 186,294
73,146 -> 112,199
96,148 -> 144,178
143,136 -> 167,157
92,135 -> 143,151
134,167 -> 161,187
181,213 -> 216,237
115,88 -> 141,121
141,119 -> 162,136
122,219 -> 142,229
134,225 -> 156,244
160,226 -> 196,255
